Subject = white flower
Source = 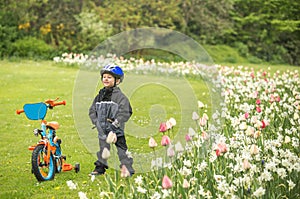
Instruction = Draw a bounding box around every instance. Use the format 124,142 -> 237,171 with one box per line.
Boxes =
134,175 -> 143,185
183,159 -> 192,168
276,168 -> 287,179
106,131 -> 117,144
90,174 -> 95,182
168,117 -> 176,126
192,111 -> 200,120
179,166 -> 192,176
287,180 -> 296,190
188,127 -> 196,137
78,192 -> 88,199
161,189 -> 170,198
198,101 -> 205,108
253,187 -> 266,197
136,186 -> 147,194
174,141 -> 184,152
150,191 -> 161,199
66,180 -> 77,190
102,147 -> 110,159
151,158 -> 163,169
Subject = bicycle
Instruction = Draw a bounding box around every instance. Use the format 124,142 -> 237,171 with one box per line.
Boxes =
16,98 -> 80,182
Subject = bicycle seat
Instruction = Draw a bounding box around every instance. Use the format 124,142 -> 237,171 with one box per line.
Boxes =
46,121 -> 60,130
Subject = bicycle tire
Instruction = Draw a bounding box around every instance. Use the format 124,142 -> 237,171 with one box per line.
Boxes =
31,145 -> 55,181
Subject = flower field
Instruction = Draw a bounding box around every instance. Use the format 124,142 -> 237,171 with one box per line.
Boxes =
60,55 -> 300,198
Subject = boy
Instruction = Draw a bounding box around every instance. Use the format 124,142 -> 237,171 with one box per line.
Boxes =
88,64 -> 134,176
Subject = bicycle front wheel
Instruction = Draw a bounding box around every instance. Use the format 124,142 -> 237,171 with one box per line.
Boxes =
31,145 -> 55,181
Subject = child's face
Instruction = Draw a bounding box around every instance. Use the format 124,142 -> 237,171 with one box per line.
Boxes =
102,73 -> 116,88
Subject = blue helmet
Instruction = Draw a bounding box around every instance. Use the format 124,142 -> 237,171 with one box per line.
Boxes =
100,64 -> 124,82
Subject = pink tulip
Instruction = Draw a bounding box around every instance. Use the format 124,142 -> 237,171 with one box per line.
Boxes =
162,175 -> 173,189
185,134 -> 192,142
256,99 -> 261,105
199,117 -> 207,126
120,165 -> 130,178
167,146 -> 175,157
161,135 -> 171,146
216,142 -> 227,156
256,106 -> 261,113
182,179 -> 190,188
245,112 -> 249,119
159,122 -> 167,133
243,159 -> 251,170
202,131 -> 209,140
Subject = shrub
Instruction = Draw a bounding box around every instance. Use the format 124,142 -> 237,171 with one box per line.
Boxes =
10,36 -> 54,59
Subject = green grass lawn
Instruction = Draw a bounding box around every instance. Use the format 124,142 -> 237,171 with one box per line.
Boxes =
0,60 -> 298,198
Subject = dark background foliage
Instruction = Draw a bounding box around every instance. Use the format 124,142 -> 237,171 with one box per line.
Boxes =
0,0 -> 299,65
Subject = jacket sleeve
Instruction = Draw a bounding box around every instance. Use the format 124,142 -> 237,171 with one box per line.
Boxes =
116,95 -> 132,123
89,96 -> 98,125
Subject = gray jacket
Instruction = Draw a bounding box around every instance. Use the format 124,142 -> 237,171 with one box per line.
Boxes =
89,87 -> 132,139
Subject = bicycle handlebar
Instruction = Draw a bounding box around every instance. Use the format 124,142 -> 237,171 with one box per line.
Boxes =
45,99 -> 66,107
16,109 -> 24,115
16,98 -> 66,115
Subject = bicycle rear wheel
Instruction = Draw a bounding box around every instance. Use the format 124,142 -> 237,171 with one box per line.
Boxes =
31,145 -> 55,181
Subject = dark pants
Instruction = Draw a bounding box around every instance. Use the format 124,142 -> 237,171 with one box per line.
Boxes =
94,136 -> 134,174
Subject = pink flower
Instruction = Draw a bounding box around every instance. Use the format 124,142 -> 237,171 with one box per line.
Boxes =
167,146 -> 175,157
216,142 -> 227,156
149,137 -> 158,148
185,134 -> 192,142
256,99 -> 261,105
182,179 -> 190,188
162,175 -> 173,189
120,165 -> 130,178
256,106 -> 261,113
217,143 -> 227,153
245,112 -> 250,119
159,122 -> 167,133
199,117 -> 207,126
261,120 -> 266,129
250,144 -> 259,155
161,135 -> 171,146
243,159 -> 251,170
202,131 -> 209,140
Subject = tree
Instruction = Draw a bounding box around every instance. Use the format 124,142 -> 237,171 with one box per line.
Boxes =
231,0 -> 300,64
180,0 -> 234,44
